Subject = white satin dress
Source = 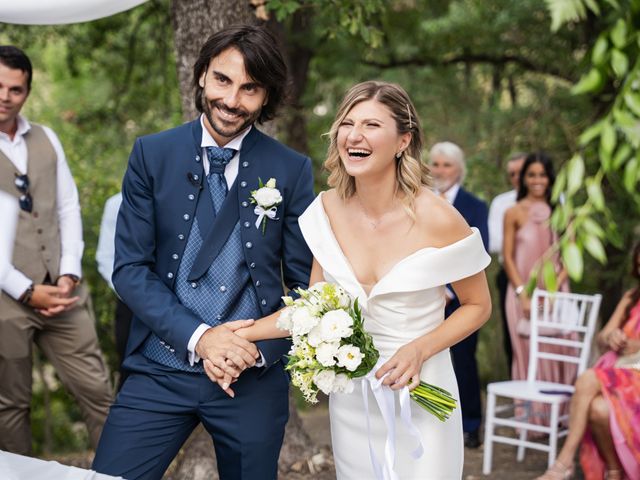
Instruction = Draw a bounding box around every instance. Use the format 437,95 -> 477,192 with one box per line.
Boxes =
298,193 -> 491,479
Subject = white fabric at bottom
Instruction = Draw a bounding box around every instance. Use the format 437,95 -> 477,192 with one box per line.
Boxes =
0,450 -> 122,480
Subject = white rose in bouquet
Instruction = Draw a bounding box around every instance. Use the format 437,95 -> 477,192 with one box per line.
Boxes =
316,341 -> 340,367
313,369 -> 337,395
276,307 -> 294,331
333,373 -> 354,394
320,310 -> 353,342
254,186 -> 282,207
336,344 -> 364,371
307,325 -> 323,347
291,307 -> 320,336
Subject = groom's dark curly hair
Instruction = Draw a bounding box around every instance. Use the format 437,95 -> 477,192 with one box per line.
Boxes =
192,25 -> 288,123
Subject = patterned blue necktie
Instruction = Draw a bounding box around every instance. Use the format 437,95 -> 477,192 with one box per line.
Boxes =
206,146 -> 236,214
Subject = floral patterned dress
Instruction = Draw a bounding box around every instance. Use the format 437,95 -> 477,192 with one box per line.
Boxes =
580,300 -> 640,480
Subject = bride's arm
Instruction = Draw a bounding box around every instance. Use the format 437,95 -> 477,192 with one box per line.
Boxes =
376,198 -> 492,390
235,257 -> 325,342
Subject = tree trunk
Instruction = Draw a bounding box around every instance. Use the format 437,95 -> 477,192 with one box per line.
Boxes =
170,0 -> 257,121
168,2 -> 319,478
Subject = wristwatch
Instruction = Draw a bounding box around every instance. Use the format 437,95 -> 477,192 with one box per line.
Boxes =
514,285 -> 525,296
19,284 -> 34,305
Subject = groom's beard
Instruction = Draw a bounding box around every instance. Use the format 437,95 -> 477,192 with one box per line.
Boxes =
202,94 -> 260,140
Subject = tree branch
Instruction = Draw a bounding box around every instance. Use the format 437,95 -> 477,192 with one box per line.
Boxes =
363,52 -> 576,83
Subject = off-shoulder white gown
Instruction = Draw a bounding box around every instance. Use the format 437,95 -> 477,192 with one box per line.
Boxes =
298,193 -> 491,480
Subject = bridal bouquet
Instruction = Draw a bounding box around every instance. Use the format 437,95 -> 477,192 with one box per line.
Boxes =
277,282 -> 457,421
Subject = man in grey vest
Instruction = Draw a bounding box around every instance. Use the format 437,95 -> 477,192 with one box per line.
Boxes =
0,45 -> 113,455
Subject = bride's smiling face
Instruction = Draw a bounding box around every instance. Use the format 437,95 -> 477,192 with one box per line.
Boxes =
336,99 -> 410,179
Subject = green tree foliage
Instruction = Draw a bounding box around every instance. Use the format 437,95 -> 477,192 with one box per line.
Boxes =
544,0 -> 640,286
1,0 -> 181,452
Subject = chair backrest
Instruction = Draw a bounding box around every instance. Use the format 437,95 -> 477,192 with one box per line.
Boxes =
527,288 -> 602,384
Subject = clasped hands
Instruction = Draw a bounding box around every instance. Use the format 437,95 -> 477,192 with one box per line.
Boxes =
606,328 -> 640,355
30,275 -> 80,317
195,319 -> 259,397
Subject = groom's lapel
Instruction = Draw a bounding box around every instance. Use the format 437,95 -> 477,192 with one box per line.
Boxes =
187,127 -> 262,282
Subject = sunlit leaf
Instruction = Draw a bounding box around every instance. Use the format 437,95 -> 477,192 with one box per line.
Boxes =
610,18 -> 627,48
611,49 -> 628,78
562,242 -> 584,281
582,217 -> 605,238
579,119 -> 604,146
600,122 -> 616,155
586,178 -> 605,210
571,68 -> 603,94
624,157 -> 639,193
583,234 -> 607,264
624,93 -> 640,116
542,259 -> 558,292
567,154 -> 585,194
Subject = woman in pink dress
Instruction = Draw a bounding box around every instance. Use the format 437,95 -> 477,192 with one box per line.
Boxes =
536,242 -> 640,480
503,152 -> 575,419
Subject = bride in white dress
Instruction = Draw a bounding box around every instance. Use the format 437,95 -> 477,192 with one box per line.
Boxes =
211,81 -> 492,479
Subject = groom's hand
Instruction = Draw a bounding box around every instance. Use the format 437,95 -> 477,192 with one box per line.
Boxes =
196,319 -> 259,381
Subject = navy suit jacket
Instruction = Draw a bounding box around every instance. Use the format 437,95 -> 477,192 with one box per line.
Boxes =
445,186 -> 489,317
113,120 -> 314,368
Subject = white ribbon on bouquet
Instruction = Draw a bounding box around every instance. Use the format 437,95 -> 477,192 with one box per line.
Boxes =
253,205 -> 278,230
361,358 -> 425,480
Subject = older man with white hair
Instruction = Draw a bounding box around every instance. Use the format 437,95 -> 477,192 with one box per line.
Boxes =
429,141 -> 489,449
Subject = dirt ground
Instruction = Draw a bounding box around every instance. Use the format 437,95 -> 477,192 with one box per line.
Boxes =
51,405 -> 584,480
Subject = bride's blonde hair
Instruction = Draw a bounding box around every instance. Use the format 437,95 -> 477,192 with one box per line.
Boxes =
324,81 -> 430,217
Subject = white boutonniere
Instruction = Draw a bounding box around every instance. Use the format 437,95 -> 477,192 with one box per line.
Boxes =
250,177 -> 282,234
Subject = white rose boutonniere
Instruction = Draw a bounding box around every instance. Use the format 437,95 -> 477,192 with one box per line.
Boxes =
250,177 -> 282,234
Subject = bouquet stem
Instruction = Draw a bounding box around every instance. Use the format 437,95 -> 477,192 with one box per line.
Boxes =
410,382 -> 457,422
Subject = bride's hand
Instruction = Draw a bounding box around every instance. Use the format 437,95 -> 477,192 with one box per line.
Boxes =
375,341 -> 423,391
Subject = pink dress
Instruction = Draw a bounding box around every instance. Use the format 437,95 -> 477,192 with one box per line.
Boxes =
580,300 -> 640,480
505,202 -> 576,421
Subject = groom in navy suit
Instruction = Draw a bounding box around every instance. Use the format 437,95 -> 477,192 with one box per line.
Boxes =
92,26 -> 315,480
429,142 -> 489,449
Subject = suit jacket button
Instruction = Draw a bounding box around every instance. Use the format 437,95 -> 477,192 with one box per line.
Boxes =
244,221 -> 250,228
261,299 -> 267,306
193,174 -> 199,181
242,161 -> 249,168
255,280 -> 261,287
240,181 -> 247,187
195,155 -> 201,162
178,234 -> 185,240
183,214 -> 190,221
250,262 -> 256,268
167,272 -> 174,279
241,201 -> 248,208
188,194 -> 195,200
245,242 -> 253,249
172,254 -> 179,260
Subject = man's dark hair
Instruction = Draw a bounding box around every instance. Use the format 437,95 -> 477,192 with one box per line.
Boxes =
517,151 -> 557,206
0,46 -> 33,91
193,25 -> 287,123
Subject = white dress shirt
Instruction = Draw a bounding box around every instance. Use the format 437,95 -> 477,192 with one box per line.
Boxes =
187,116 -> 257,366
439,183 -> 460,300
95,192 -> 122,291
0,116 -> 84,299
488,189 -> 517,261
0,191 -> 19,288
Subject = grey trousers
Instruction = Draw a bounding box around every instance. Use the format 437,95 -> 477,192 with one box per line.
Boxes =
0,283 -> 113,455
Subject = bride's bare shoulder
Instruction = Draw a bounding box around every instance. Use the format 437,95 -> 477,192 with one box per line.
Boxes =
320,189 -> 341,216
415,188 -> 473,248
